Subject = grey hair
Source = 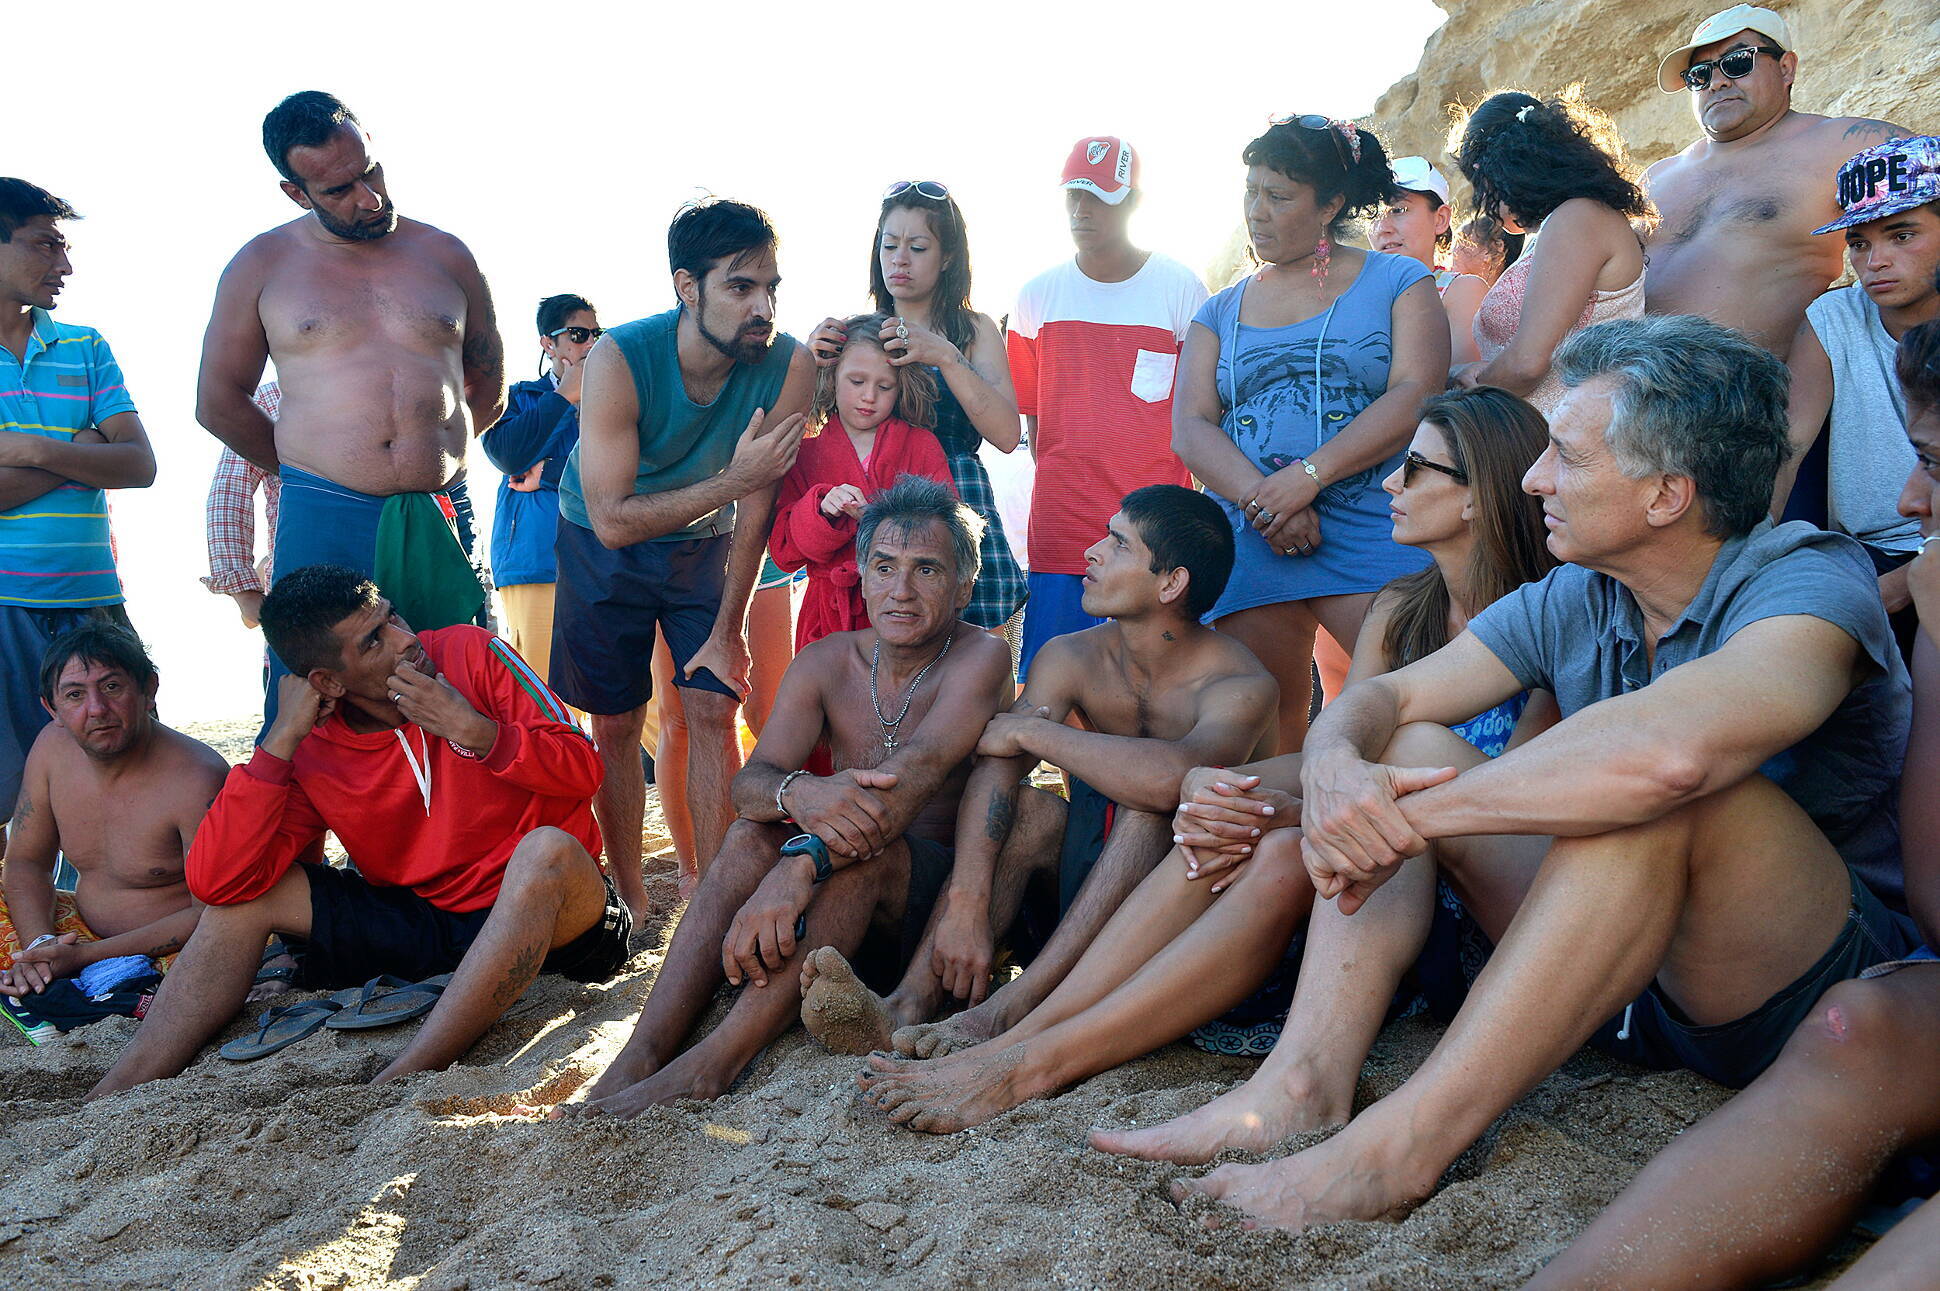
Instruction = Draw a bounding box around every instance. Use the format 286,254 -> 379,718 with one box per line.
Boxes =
1553,315 -> 1790,538
854,475 -> 985,585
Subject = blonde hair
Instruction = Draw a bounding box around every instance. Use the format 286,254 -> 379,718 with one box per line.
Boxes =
810,313 -> 939,432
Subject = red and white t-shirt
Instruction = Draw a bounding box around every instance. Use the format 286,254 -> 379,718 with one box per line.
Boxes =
1007,254 -> 1209,575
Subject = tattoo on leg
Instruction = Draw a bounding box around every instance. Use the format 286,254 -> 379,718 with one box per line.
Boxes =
985,792 -> 1015,844
491,942 -> 546,1009
1161,630 -> 1176,642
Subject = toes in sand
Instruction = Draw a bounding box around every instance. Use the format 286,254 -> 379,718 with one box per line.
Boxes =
800,947 -> 895,1056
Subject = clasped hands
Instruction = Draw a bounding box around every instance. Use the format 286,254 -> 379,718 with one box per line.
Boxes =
1296,752 -> 1459,914
1237,466 -> 1322,556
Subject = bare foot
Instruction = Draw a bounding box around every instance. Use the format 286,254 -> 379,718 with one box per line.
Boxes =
1170,1117 -> 1437,1232
550,1049 -> 663,1119
1087,1074 -> 1345,1165
857,1043 -> 1050,1134
889,993 -> 1009,1059
799,947 -> 894,1056
676,867 -> 699,905
558,1045 -> 737,1120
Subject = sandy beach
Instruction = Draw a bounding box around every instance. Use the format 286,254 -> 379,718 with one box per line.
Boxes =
0,722 -> 1869,1289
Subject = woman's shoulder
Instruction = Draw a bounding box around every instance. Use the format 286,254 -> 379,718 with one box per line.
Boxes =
1363,250 -> 1432,294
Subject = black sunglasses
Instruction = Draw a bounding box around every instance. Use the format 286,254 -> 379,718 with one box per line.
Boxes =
884,180 -> 950,201
548,326 -> 603,344
1267,113 -> 1358,169
1681,44 -> 1783,90
1402,449 -> 1468,486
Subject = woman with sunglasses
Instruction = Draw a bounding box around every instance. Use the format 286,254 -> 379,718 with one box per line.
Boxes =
857,387 -> 1559,1129
808,181 -> 1026,633
1370,157 -> 1488,364
1174,115 -> 1449,751
1451,88 -> 1651,414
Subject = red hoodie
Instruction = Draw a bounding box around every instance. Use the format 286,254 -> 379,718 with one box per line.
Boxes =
187,626 -> 603,913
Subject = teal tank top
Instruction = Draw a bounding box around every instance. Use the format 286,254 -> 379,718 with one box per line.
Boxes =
558,307 -> 796,541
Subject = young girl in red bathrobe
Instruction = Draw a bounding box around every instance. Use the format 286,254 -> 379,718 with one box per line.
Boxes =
771,313 -> 957,648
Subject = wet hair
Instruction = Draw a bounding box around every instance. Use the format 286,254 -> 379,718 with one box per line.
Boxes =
1455,213 -> 1524,278
39,622 -> 156,705
855,475 -> 985,587
667,197 -> 776,285
1241,117 -> 1398,240
260,564 -> 382,679
810,313 -> 938,432
1554,315 -> 1790,538
1898,312 -> 1940,415
1118,485 -> 1235,620
1451,88 -> 1652,228
1382,389 -> 1558,668
262,91 -> 360,188
0,179 -> 78,243
868,188 -> 979,355
536,294 -> 595,337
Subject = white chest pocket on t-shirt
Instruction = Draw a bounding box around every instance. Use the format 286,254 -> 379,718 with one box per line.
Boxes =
1130,349 -> 1178,403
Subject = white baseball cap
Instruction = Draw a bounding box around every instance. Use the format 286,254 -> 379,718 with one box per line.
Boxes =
1657,4 -> 1793,93
1389,156 -> 1451,205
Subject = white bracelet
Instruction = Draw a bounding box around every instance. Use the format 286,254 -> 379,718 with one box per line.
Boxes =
23,934 -> 58,953
775,769 -> 810,820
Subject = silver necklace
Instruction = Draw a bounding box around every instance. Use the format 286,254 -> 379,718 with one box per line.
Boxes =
870,632 -> 954,751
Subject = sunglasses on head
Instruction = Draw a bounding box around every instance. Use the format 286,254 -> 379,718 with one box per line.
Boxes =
1402,449 -> 1468,486
1681,44 -> 1783,90
548,326 -> 602,344
1266,113 -> 1361,168
884,180 -> 950,201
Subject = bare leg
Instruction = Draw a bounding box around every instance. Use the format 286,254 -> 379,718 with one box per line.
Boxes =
1531,966 -> 1940,1291
1308,592 -> 1374,708
1831,1193 -> 1940,1291
744,584 -> 796,738
590,705 -> 651,922
1176,773 -> 1853,1232
1094,724 -> 1485,1163
579,838 -> 911,1117
374,828 -> 609,1082
681,688 -> 743,886
651,638 -> 696,888
860,832 -> 1316,1133
1215,600 -> 1321,754
88,868 -> 315,1099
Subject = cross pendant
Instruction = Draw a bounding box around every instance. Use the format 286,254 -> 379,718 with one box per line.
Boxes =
881,730 -> 900,752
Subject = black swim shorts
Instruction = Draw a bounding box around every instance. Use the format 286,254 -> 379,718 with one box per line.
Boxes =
288,861 -> 632,992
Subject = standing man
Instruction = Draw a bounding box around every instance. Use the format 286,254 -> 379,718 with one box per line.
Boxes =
552,198 -> 813,919
1007,137 -> 1208,679
0,179 -> 157,876
1643,5 -> 1912,356
1775,138 -> 1940,648
195,90 -> 504,717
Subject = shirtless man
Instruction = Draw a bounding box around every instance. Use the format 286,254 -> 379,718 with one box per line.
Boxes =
843,484 -> 1277,1064
196,90 -> 504,715
563,478 -> 1011,1117
1643,5 -> 1911,356
0,625 -> 226,997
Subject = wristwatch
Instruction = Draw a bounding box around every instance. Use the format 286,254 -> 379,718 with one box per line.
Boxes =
1292,457 -> 1323,488
780,833 -> 834,883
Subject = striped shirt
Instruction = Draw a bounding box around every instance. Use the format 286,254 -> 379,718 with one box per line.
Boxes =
0,308 -> 138,607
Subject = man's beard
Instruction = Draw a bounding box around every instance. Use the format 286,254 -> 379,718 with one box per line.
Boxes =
314,196 -> 399,242
695,294 -> 774,365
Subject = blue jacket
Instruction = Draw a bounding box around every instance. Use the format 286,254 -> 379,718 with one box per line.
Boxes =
482,377 -> 579,586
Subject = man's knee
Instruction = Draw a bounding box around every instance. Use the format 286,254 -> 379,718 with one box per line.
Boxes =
681,687 -> 739,733
1785,973 -> 1938,1083
505,826 -> 595,888
1379,721 -> 1486,771
705,818 -> 786,879
591,707 -> 647,747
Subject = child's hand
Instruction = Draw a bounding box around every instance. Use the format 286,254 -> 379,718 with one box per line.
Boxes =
821,484 -> 867,518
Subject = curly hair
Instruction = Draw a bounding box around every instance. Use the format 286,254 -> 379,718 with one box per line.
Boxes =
1450,87 -> 1652,228
1241,117 -> 1397,239
809,313 -> 939,433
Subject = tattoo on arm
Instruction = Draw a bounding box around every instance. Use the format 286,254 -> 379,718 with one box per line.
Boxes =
983,791 -> 1015,844
144,935 -> 184,957
463,326 -> 505,387
1843,118 -> 1901,140
490,940 -> 546,1008
11,791 -> 33,826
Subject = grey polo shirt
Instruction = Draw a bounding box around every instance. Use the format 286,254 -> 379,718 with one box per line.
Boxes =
1468,521 -> 1911,903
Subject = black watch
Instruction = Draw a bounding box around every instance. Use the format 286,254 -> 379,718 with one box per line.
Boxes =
780,833 -> 833,884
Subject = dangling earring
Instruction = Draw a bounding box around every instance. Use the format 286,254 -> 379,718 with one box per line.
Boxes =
1311,235 -> 1331,281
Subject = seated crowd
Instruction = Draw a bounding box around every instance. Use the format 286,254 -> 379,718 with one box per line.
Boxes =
3,4 -> 1938,1282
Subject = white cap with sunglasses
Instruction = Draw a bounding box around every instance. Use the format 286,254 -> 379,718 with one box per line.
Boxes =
1657,4 -> 1792,93
1389,156 -> 1451,206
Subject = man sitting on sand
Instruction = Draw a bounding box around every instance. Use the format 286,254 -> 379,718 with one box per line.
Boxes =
563,478 -> 1012,1118
1,625 -> 227,1005
1094,315 -> 1914,1232
825,484 -> 1277,1062
87,564 -> 628,1098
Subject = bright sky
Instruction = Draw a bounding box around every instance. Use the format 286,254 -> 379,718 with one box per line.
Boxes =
16,0 -> 1445,723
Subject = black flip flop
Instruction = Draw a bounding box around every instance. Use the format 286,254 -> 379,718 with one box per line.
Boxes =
324,973 -> 453,1031
219,999 -> 343,1061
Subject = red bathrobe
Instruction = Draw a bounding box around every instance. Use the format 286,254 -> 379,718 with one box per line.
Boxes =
770,416 -> 954,649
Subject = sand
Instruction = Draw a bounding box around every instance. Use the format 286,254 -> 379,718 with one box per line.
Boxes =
0,722 -> 1873,1290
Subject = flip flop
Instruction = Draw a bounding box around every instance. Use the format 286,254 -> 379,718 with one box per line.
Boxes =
324,973 -> 453,1031
219,998 -> 343,1061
